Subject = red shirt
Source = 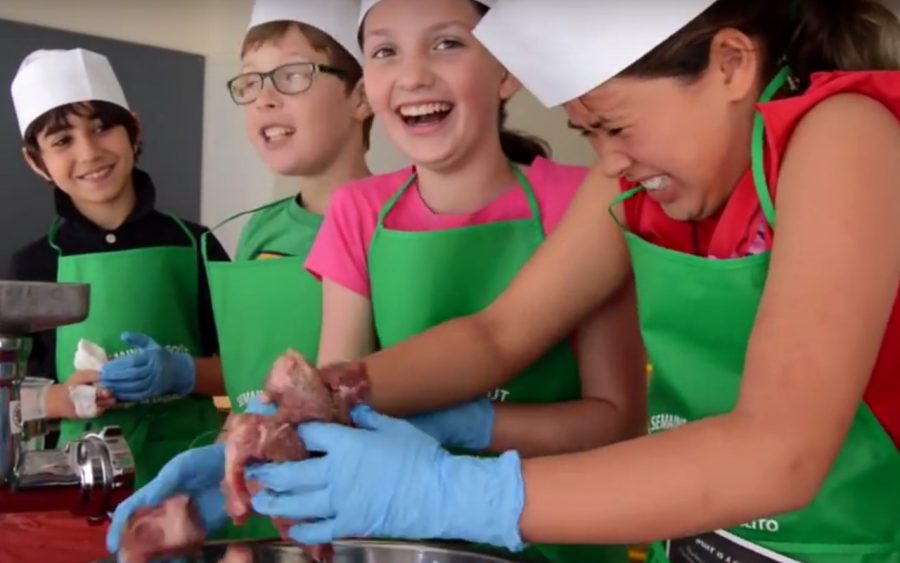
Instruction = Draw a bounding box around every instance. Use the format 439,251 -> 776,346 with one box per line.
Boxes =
623,71 -> 900,447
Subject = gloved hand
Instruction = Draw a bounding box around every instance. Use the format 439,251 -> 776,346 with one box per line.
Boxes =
246,405 -> 525,551
406,398 -> 495,450
244,394 -> 277,416
99,332 -> 195,401
106,443 -> 228,555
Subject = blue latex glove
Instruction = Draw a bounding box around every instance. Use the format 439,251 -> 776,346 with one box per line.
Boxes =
106,443 -> 228,555
246,405 -> 525,551
244,394 -> 277,416
99,332 -> 195,401
406,398 -> 495,450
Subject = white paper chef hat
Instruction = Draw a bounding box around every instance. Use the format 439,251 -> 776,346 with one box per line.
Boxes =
474,0 -> 717,108
359,0 -> 496,27
10,48 -> 129,138
248,0 -> 363,63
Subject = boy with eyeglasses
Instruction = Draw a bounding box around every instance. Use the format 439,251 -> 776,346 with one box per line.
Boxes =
209,0 -> 371,407
188,0 -> 372,541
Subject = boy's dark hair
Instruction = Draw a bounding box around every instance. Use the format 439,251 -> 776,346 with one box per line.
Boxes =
23,101 -> 141,174
242,20 -> 373,150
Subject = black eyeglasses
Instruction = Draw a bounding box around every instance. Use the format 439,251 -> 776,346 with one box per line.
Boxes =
226,62 -> 348,105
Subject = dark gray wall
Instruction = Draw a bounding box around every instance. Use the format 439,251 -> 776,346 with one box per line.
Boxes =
0,18 -> 205,273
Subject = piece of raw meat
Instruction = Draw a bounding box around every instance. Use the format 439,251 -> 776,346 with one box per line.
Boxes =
220,544 -> 254,563
320,361 -> 371,425
222,350 -> 370,562
222,414 -> 307,525
263,350 -> 336,422
119,494 -> 205,563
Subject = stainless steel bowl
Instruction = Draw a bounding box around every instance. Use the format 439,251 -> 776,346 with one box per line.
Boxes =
95,540 -> 521,562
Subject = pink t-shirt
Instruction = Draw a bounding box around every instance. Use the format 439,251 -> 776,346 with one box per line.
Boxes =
306,157 -> 588,297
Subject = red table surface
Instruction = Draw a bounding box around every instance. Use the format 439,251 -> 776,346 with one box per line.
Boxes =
0,511 -> 109,562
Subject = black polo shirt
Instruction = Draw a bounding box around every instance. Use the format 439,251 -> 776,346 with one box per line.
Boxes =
7,168 -> 230,382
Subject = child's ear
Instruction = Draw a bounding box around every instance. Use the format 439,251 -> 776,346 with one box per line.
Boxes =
130,111 -> 144,155
498,70 -> 522,102
708,28 -> 761,104
21,147 -> 53,183
350,78 -> 373,121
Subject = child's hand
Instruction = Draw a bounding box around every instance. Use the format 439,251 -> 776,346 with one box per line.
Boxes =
45,383 -> 78,419
69,371 -> 118,412
66,369 -> 99,388
43,371 -> 118,419
95,386 -> 117,412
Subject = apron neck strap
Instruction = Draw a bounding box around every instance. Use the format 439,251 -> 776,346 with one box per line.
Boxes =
512,163 -> 543,231
47,214 -> 195,255
200,197 -> 294,263
377,172 -> 417,227
750,66 -> 791,230
607,186 -> 644,230
376,163 -> 542,229
165,213 -> 197,250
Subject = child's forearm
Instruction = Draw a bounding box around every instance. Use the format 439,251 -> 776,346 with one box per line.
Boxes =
489,399 -> 645,457
26,383 -> 68,419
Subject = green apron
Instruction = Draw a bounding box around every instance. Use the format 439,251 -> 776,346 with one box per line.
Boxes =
52,214 -> 222,488
201,198 -> 323,541
369,166 -> 627,563
612,69 -> 900,563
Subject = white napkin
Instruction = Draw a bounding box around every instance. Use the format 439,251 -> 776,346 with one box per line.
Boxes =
70,338 -> 107,418
74,338 -> 108,371
69,385 -> 98,419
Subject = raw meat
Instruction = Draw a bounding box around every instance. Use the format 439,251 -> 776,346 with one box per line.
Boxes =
118,494 -> 205,563
262,350 -> 335,422
223,350 -> 370,562
319,361 -> 371,425
220,544 -> 254,562
114,353 -> 369,563
222,414 -> 307,525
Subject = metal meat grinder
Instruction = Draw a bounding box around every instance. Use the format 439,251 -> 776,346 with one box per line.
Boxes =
0,280 -> 133,520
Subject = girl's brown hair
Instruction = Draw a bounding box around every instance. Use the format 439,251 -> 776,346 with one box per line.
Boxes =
471,2 -> 550,164
622,0 -> 900,92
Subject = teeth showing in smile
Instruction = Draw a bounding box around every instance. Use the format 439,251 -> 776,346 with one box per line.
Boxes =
399,102 -> 452,117
79,165 -> 113,181
642,175 -> 670,191
262,126 -> 295,142
398,102 -> 453,125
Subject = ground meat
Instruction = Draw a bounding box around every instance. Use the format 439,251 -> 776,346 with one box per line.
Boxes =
118,494 -> 205,563
222,350 -> 370,562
